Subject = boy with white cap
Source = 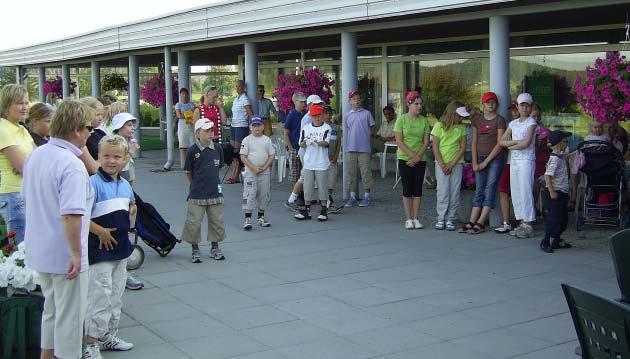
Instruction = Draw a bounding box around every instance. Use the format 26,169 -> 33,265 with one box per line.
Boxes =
181,118 -> 226,263
500,93 -> 538,238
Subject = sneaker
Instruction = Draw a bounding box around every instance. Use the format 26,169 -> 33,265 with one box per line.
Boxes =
494,222 -> 512,234
358,197 -> 371,207
210,247 -> 225,260
516,224 -> 534,238
243,217 -> 253,230
125,273 -> 144,290
82,343 -> 102,359
435,221 -> 445,230
540,241 -> 553,253
344,197 -> 358,207
98,332 -> 134,351
509,224 -> 522,236
412,219 -> 424,229
317,213 -> 328,221
446,221 -> 456,231
191,249 -> 202,263
257,217 -> 271,227
405,219 -> 414,229
294,210 -> 312,220
285,201 -> 300,212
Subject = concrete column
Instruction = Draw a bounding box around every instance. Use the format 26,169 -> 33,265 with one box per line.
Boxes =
341,32 -> 357,201
128,55 -> 141,154
163,47 -> 175,170
489,15 -> 510,227
91,61 -> 101,98
61,64 -> 70,99
244,42 -> 259,116
38,67 -> 46,102
15,66 -> 21,84
177,50 -> 190,94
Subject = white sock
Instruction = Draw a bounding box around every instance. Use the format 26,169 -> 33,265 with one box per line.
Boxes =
350,192 -> 357,199
364,192 -> 370,199
288,192 -> 298,203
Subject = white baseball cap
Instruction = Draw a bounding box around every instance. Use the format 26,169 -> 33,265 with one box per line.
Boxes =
517,93 -> 534,105
194,118 -> 214,131
306,95 -> 323,105
455,106 -> 470,117
110,113 -> 137,131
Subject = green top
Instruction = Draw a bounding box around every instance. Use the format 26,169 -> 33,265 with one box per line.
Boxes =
430,122 -> 467,164
393,113 -> 430,161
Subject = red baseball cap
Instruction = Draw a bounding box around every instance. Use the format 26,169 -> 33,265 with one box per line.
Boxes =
309,104 -> 324,116
348,90 -> 360,99
481,91 -> 498,104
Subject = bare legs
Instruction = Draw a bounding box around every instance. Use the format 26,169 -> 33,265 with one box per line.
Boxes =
402,196 -> 421,220
468,206 -> 492,225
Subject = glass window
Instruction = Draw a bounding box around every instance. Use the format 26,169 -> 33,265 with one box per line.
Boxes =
358,63 -> 382,123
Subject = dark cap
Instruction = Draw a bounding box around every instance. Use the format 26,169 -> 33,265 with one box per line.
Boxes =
548,130 -> 571,146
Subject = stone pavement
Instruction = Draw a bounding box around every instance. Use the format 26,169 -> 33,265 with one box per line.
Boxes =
107,150 -> 621,359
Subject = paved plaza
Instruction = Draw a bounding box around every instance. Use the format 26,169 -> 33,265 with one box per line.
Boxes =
108,150 -> 621,359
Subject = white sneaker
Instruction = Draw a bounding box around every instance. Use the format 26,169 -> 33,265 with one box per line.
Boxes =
494,222 -> 512,234
405,219 -> 414,229
98,332 -> 134,351
243,217 -> 253,230
82,343 -> 102,359
257,216 -> 270,227
412,219 -> 423,229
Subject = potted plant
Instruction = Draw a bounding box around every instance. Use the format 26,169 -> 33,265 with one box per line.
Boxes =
275,67 -> 334,112
43,76 -> 76,99
140,74 -> 179,108
102,73 -> 128,94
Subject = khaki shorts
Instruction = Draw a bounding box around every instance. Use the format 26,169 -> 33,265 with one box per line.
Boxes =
242,172 -> 271,211
328,162 -> 338,190
181,202 -> 225,244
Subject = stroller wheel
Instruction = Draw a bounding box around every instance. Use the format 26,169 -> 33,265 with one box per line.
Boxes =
127,244 -> 145,270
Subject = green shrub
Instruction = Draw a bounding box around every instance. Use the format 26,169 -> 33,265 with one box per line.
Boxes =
139,104 -> 160,127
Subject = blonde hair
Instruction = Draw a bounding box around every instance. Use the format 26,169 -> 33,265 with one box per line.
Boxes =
439,100 -> 465,131
80,96 -> 104,112
105,101 -> 127,126
26,103 -> 54,126
98,134 -> 129,154
0,84 -> 28,119
50,100 -> 93,140
45,92 -> 58,106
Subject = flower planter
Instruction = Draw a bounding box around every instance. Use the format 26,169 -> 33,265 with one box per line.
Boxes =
0,292 -> 43,359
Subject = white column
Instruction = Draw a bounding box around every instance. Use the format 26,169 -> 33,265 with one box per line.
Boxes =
244,42 -> 258,115
177,50 -> 190,94
163,47 -> 175,170
61,64 -> 70,99
38,67 -> 46,102
489,15 -> 510,227
341,32 -> 357,201
91,61 -> 100,98
15,66 -> 21,84
128,55 -> 141,154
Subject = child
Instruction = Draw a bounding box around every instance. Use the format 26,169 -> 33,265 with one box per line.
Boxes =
495,101 -> 520,233
83,135 -> 137,358
584,120 -> 608,141
432,101 -> 469,231
323,106 -> 343,213
181,118 -> 226,263
500,93 -> 538,238
240,116 -> 275,230
540,130 -> 572,253
344,90 -> 375,207
295,104 -> 331,221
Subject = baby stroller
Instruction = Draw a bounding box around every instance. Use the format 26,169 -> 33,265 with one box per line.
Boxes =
575,140 -> 626,231
127,192 -> 180,270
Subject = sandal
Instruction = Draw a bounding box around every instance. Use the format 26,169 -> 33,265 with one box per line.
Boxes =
457,222 -> 475,233
467,223 -> 485,235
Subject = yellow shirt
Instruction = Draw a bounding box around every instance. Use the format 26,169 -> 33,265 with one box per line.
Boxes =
0,119 -> 35,193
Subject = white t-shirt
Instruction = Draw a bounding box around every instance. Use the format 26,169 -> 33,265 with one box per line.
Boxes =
240,134 -> 275,175
509,117 -> 537,161
298,113 -> 314,158
231,93 -> 251,127
545,154 -> 569,193
300,122 -> 331,170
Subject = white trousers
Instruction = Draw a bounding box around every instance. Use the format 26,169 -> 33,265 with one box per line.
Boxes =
39,271 -> 88,359
510,159 -> 536,222
84,259 -> 128,339
435,163 -> 463,222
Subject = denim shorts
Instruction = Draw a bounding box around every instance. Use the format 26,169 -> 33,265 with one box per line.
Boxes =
472,153 -> 505,209
230,126 -> 250,143
0,192 -> 26,244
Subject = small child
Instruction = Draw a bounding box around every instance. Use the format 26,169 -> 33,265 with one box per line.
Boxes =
83,135 -> 137,358
540,130 -> 572,253
431,101 -> 469,231
344,90 -> 375,207
323,106 -> 343,213
294,104 -> 332,221
584,120 -> 608,142
500,93 -> 538,238
240,116 -> 275,230
181,119 -> 226,263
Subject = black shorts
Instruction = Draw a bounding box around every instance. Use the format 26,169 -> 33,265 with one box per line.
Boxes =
399,160 -> 426,197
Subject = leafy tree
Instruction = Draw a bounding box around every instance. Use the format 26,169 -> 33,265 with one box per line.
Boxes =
0,67 -> 16,87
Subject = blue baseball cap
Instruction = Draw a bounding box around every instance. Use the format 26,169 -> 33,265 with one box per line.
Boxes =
250,116 -> 263,125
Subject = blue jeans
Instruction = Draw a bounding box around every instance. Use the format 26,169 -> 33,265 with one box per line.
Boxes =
0,192 -> 25,244
472,153 -> 505,209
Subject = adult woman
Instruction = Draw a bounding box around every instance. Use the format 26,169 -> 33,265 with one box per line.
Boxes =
460,92 -> 506,234
27,103 -> 54,146
394,91 -> 430,229
0,84 -> 35,244
176,88 -> 196,168
226,80 -> 253,183
81,97 -> 106,160
193,87 -> 227,143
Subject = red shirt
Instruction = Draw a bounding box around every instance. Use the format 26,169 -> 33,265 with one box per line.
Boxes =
199,104 -> 222,138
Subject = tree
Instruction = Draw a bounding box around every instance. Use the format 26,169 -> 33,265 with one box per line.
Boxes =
0,67 -> 16,87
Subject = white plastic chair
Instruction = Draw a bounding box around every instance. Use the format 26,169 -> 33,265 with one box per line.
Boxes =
270,136 -> 288,183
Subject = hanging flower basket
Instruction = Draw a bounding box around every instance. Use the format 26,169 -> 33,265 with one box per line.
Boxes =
102,73 -> 128,92
140,74 -> 179,108
43,76 -> 76,99
462,163 -> 476,190
275,68 -> 334,112
574,51 -> 630,123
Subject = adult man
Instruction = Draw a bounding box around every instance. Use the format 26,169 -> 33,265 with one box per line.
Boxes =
372,105 -> 397,153
226,79 -> 254,184
283,92 -> 307,210
257,85 -> 277,136
23,100 -> 95,359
